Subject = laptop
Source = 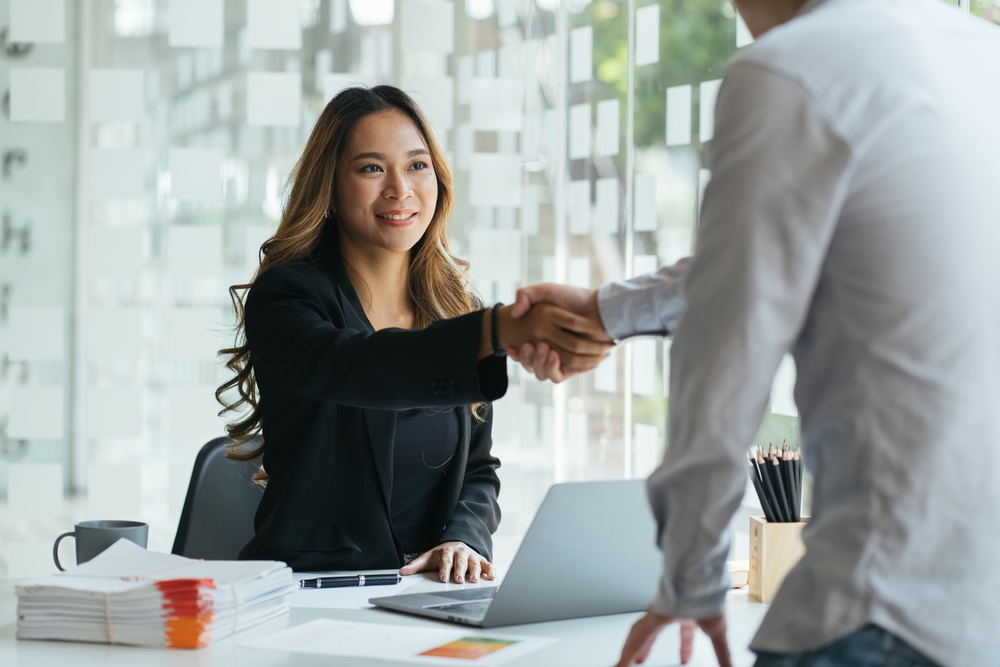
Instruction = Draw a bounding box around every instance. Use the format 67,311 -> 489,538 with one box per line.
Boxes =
370,479 -> 662,627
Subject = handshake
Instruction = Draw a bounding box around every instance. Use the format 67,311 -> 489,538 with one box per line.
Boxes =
487,283 -> 613,383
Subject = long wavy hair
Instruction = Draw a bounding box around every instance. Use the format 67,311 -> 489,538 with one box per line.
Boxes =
216,86 -> 480,478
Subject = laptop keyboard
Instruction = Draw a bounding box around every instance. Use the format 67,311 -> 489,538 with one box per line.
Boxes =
426,599 -> 492,618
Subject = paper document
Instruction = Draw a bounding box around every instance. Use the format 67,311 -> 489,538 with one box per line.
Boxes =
240,618 -> 556,665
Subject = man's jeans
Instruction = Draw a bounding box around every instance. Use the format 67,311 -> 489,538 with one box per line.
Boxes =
754,625 -> 940,667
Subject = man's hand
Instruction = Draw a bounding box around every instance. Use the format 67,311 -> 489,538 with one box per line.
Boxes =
614,610 -> 731,667
508,284 -> 611,382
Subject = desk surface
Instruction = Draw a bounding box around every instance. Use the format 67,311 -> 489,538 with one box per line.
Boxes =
0,573 -> 769,667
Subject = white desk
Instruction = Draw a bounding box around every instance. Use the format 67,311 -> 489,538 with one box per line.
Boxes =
0,574 -> 769,667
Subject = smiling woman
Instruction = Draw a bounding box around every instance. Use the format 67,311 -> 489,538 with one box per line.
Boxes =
215,86 -> 610,584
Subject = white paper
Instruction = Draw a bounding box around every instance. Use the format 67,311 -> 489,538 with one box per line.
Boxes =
567,180 -> 591,235
166,385 -> 227,439
245,225 -> 275,269
89,69 -> 144,122
666,84 -> 692,147
8,542 -> 57,578
8,306 -> 65,362
476,49 -> 497,77
595,98 -> 620,157
247,0 -> 302,50
330,0 -> 348,33
8,386 -> 64,439
633,173 -> 657,232
88,227 -> 145,278
663,339 -> 672,397
167,308 -> 225,361
657,228 -> 691,266
246,72 -> 302,126
737,12 -> 755,48
169,0 -> 223,47
7,463 -> 63,518
87,463 -> 142,519
89,149 -> 145,199
541,256 -> 556,283
470,78 -> 524,132
634,423 -> 660,477
289,574 -> 422,609
595,178 -> 619,234
771,354 -> 799,417
569,26 -> 592,84
593,347 -> 617,393
10,67 -> 65,123
521,185 -> 540,236
468,229 -> 521,283
456,55 -> 474,104
469,154 -> 522,207
402,76 -> 454,132
633,254 -> 658,278
498,0 -> 517,26
323,73 -> 368,102
166,225 -> 223,278
240,618 -> 556,666
698,168 -> 711,222
568,257 -> 590,289
632,338 -> 657,396
168,148 -> 223,203
11,0 -> 64,43
635,4 -> 660,66
567,410 -> 588,468
88,388 -> 143,439
568,102 -> 591,160
401,1 -> 455,53
699,79 -> 723,143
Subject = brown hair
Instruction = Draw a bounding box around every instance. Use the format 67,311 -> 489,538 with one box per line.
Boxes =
216,86 -> 479,479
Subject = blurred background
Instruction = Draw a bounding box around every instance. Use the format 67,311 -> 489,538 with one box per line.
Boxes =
1,0 -> 995,577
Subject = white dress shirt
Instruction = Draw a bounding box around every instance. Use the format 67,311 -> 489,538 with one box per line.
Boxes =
597,0 -> 1000,664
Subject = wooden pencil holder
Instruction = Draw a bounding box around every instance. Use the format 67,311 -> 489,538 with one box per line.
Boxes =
748,516 -> 808,603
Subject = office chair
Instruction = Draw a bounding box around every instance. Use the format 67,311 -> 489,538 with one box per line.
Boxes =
171,436 -> 264,560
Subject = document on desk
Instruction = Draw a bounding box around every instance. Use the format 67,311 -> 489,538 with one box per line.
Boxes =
240,618 -> 556,665
289,573 -> 422,609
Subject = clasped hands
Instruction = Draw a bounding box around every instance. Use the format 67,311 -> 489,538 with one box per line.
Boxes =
484,284 -> 613,382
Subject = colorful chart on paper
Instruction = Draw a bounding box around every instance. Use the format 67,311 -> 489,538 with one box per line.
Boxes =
420,637 -> 518,660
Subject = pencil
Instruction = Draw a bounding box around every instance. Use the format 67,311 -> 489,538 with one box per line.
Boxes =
757,449 -> 783,522
768,449 -> 793,522
747,453 -> 778,522
780,443 -> 799,522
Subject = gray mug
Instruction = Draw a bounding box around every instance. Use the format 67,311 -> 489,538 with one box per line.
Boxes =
52,520 -> 149,571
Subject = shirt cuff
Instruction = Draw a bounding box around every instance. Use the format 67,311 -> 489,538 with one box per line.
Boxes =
650,553 -> 730,619
597,280 -> 670,341
476,355 -> 508,402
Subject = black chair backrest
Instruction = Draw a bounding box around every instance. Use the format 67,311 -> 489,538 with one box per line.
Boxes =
171,436 -> 264,560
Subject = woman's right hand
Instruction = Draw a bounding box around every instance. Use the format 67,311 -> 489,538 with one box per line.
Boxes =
490,303 -> 613,374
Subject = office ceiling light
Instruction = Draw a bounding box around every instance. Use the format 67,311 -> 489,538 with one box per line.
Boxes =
113,0 -> 155,38
466,0 -> 494,20
349,0 -> 394,26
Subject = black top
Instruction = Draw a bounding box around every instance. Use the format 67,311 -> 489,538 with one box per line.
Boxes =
391,407 -> 461,554
237,230 -> 507,571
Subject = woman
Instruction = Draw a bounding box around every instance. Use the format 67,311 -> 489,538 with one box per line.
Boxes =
217,86 -> 609,584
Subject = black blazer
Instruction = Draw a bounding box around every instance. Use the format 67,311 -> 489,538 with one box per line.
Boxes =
238,233 -> 507,571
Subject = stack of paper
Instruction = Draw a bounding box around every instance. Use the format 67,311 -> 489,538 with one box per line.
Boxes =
16,539 -> 296,648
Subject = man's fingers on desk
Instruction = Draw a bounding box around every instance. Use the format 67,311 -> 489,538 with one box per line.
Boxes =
680,620 -> 696,664
698,615 -> 732,667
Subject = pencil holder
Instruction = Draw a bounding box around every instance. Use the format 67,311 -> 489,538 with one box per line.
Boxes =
748,516 -> 807,603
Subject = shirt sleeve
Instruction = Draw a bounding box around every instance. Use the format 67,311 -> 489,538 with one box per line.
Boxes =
647,63 -> 853,618
597,257 -> 692,340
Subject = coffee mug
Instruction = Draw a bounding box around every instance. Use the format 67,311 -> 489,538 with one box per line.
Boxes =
52,520 -> 149,571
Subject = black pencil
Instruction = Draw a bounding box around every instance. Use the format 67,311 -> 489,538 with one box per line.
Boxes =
768,449 -> 793,522
780,443 -> 799,522
748,452 -> 777,522
756,448 -> 783,521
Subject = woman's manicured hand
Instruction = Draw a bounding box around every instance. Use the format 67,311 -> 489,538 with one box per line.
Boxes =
399,541 -> 496,584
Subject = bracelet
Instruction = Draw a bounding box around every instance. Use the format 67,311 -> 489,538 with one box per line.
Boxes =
491,302 -> 506,358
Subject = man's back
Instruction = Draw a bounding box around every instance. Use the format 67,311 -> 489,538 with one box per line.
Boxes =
737,0 -> 1000,661
597,0 -> 1000,664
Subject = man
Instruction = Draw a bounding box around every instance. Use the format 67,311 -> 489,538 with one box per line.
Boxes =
511,0 -> 1000,665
